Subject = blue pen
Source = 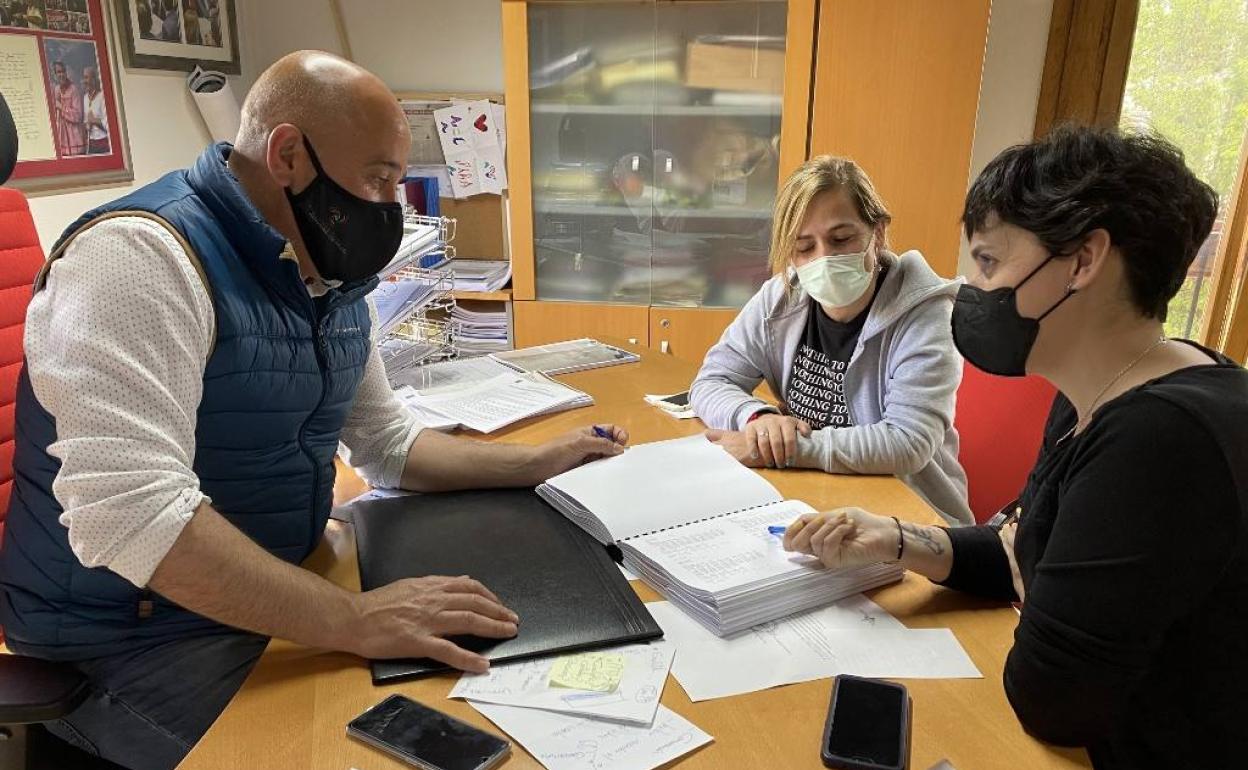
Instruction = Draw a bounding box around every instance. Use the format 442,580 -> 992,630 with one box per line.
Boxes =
593,425 -> 614,441
767,525 -> 787,537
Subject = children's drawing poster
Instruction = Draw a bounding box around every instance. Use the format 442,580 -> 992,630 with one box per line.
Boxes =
434,100 -> 507,198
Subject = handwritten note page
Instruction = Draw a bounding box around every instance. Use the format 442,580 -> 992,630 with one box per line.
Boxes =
450,641 -> 674,725
0,34 -> 56,161
648,596 -> 981,701
470,701 -> 711,770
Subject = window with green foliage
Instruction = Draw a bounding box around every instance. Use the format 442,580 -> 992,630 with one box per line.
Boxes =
1120,0 -> 1248,339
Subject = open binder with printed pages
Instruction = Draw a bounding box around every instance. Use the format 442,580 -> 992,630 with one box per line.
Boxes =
537,435 -> 904,636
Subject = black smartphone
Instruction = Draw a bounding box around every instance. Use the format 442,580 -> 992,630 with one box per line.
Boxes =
821,675 -> 911,770
347,694 -> 510,770
651,391 -> 691,412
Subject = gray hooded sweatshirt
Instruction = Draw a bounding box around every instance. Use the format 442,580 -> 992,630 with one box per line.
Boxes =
690,250 -> 973,526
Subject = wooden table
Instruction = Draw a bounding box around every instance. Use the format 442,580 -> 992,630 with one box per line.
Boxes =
179,344 -> 1090,770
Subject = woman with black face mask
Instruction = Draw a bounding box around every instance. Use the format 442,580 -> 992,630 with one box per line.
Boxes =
779,126 -> 1248,770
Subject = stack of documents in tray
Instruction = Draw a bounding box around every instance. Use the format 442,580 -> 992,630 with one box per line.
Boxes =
379,221 -> 443,279
537,435 -> 903,636
371,277 -> 443,334
451,305 -> 509,355
390,357 -> 590,433
450,258 -> 510,292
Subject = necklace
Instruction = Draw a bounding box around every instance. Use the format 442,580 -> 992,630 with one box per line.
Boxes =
1057,335 -> 1169,444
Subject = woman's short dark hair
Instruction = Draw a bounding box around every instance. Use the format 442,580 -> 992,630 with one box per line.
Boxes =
962,125 -> 1219,321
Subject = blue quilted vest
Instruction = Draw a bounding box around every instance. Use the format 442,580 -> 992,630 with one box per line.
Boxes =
0,143 -> 377,660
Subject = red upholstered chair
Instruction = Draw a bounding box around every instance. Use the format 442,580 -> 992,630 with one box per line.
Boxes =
954,363 -> 1056,523
0,181 -> 93,764
1,187 -> 46,555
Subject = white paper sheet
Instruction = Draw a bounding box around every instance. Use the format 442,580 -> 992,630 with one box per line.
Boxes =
647,598 -> 981,702
404,372 -> 589,434
392,356 -> 516,395
543,435 -> 782,542
449,641 -> 674,725
469,702 -> 711,770
465,99 -> 500,149
392,385 -> 463,431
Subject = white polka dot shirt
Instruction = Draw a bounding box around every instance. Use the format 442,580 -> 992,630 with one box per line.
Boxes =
23,217 -> 424,589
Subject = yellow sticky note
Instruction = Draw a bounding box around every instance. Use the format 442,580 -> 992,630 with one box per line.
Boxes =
547,652 -> 626,693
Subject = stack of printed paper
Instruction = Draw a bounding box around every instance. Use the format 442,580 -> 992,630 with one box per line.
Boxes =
451,305 -> 510,355
537,435 -> 903,636
394,369 -> 590,434
450,258 -> 511,293
449,642 -> 713,770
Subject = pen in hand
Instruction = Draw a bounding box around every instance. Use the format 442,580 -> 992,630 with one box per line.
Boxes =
593,425 -> 623,444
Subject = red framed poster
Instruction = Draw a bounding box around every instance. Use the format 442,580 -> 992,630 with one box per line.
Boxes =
0,0 -> 132,191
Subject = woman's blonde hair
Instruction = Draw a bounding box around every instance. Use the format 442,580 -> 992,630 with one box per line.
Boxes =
769,155 -> 892,272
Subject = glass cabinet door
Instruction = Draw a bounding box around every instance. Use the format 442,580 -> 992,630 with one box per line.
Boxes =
526,1 -> 788,308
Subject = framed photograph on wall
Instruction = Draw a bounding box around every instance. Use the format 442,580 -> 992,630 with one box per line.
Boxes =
116,0 -> 238,75
0,0 -> 133,192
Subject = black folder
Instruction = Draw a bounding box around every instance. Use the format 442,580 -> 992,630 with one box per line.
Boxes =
350,488 -> 663,683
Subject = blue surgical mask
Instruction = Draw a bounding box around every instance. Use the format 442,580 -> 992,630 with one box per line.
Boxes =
794,234 -> 876,308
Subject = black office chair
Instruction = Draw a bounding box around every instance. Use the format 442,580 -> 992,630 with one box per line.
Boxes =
0,91 -> 121,770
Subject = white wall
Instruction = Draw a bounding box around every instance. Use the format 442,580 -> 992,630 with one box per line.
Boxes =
25,7 -> 222,248
345,0 -> 503,95
239,0 -> 504,95
958,0 -> 1054,275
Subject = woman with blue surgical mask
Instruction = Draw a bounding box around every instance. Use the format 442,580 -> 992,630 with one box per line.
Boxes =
692,155 -> 972,526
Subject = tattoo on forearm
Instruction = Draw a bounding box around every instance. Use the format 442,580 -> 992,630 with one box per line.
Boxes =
900,522 -> 945,555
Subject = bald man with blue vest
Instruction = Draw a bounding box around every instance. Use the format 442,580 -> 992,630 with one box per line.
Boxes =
0,52 -> 627,770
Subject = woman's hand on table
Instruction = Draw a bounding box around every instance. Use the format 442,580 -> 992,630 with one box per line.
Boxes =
707,414 -> 811,469
782,507 -> 896,569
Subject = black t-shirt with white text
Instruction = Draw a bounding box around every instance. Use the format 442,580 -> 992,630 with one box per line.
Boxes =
786,271 -> 883,429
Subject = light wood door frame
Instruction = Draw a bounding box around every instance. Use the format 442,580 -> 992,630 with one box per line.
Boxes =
501,2 -> 536,299
1203,123 -> 1248,359
778,0 -> 818,179
1033,0 -> 1139,136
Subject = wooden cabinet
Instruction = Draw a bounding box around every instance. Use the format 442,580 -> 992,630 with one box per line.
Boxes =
809,1 -> 992,277
648,306 -> 739,365
503,0 -> 814,363
514,301 -> 650,349
513,301 -> 738,367
504,0 -> 990,357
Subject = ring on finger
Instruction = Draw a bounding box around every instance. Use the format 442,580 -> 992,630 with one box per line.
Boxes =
758,430 -> 768,438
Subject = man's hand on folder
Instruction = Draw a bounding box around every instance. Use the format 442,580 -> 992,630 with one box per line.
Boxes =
348,575 -> 520,673
529,424 -> 629,481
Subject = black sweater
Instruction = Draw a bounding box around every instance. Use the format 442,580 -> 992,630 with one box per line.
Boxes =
940,347 -> 1248,769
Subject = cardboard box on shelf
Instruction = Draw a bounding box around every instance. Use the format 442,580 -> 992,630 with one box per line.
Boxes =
685,41 -> 785,94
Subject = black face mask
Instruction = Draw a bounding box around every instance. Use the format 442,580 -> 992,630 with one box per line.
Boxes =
951,254 -> 1075,377
284,135 -> 403,284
